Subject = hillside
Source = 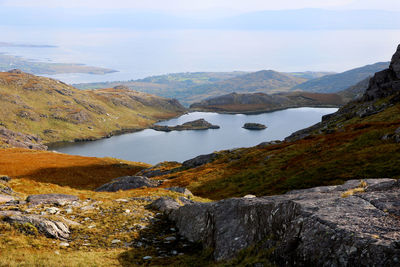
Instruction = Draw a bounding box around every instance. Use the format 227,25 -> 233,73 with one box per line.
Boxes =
190,91 -> 345,113
74,72 -> 247,106
144,45 -> 400,201
75,70 -> 321,106
291,62 -> 389,93
176,70 -> 307,103
0,70 -> 186,148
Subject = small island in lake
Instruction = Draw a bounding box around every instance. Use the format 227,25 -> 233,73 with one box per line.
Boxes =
151,118 -> 220,132
242,123 -> 267,130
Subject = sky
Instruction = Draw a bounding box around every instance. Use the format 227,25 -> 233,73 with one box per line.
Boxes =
1,0 -> 400,12
0,0 -> 399,81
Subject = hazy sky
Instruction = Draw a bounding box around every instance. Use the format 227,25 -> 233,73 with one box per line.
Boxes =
0,0 -> 399,80
2,0 -> 400,12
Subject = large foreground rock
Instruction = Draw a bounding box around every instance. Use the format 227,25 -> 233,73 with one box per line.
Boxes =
151,179 -> 400,266
27,194 -> 79,206
95,176 -> 160,192
1,212 -> 71,240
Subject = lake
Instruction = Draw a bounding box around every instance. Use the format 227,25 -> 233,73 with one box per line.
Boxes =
52,108 -> 338,164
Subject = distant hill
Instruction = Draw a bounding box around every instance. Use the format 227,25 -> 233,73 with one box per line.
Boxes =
77,70 -> 312,106
0,70 -> 185,148
291,62 -> 389,93
75,72 -> 247,106
190,91 -> 345,114
286,71 -> 336,80
184,70 -> 308,102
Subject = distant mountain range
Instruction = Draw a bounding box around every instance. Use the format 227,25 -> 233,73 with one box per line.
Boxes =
291,62 -> 389,93
76,62 -> 387,106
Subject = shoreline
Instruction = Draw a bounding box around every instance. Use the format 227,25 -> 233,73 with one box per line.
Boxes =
47,105 -> 338,150
189,104 -> 341,115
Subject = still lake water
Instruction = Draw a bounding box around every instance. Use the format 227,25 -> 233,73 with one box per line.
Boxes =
53,108 -> 337,164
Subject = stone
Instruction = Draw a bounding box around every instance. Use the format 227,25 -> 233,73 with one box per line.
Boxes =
46,207 -> 59,214
243,194 -> 256,198
0,194 -> 14,203
143,256 -> 152,260
164,236 -> 176,241
111,239 -> 121,244
152,179 -> 400,265
182,153 -> 218,168
59,242 -> 69,247
3,212 -> 70,240
95,176 -> 160,192
164,187 -> 193,196
26,194 -> 79,206
148,197 -> 181,216
0,175 -> 11,182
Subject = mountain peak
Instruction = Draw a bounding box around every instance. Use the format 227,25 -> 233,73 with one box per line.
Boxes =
390,44 -> 400,78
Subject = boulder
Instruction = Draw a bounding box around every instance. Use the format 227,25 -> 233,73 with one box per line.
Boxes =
0,194 -> 14,203
95,176 -> 160,192
152,179 -> 400,265
164,187 -> 193,196
26,194 -> 79,206
182,153 -> 218,168
2,212 -> 70,240
0,175 -> 11,182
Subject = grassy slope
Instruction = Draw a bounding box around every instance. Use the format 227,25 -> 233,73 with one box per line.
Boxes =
159,100 -> 400,200
0,148 -> 218,266
0,71 -> 185,146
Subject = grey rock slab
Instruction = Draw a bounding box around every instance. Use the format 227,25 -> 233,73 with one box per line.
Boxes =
164,187 -> 193,196
151,179 -> 400,265
0,194 -> 14,203
2,212 -> 70,240
95,176 -> 160,192
26,194 -> 79,206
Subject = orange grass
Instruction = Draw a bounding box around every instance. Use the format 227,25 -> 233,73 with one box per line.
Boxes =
0,148 -> 150,190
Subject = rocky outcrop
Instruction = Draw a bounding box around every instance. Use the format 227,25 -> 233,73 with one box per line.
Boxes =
242,123 -> 267,130
151,119 -> 220,132
151,179 -> 400,266
26,194 -> 79,206
2,212 -> 71,240
0,126 -> 47,150
95,176 -> 160,192
182,152 -> 218,168
364,45 -> 400,101
164,187 -> 193,196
